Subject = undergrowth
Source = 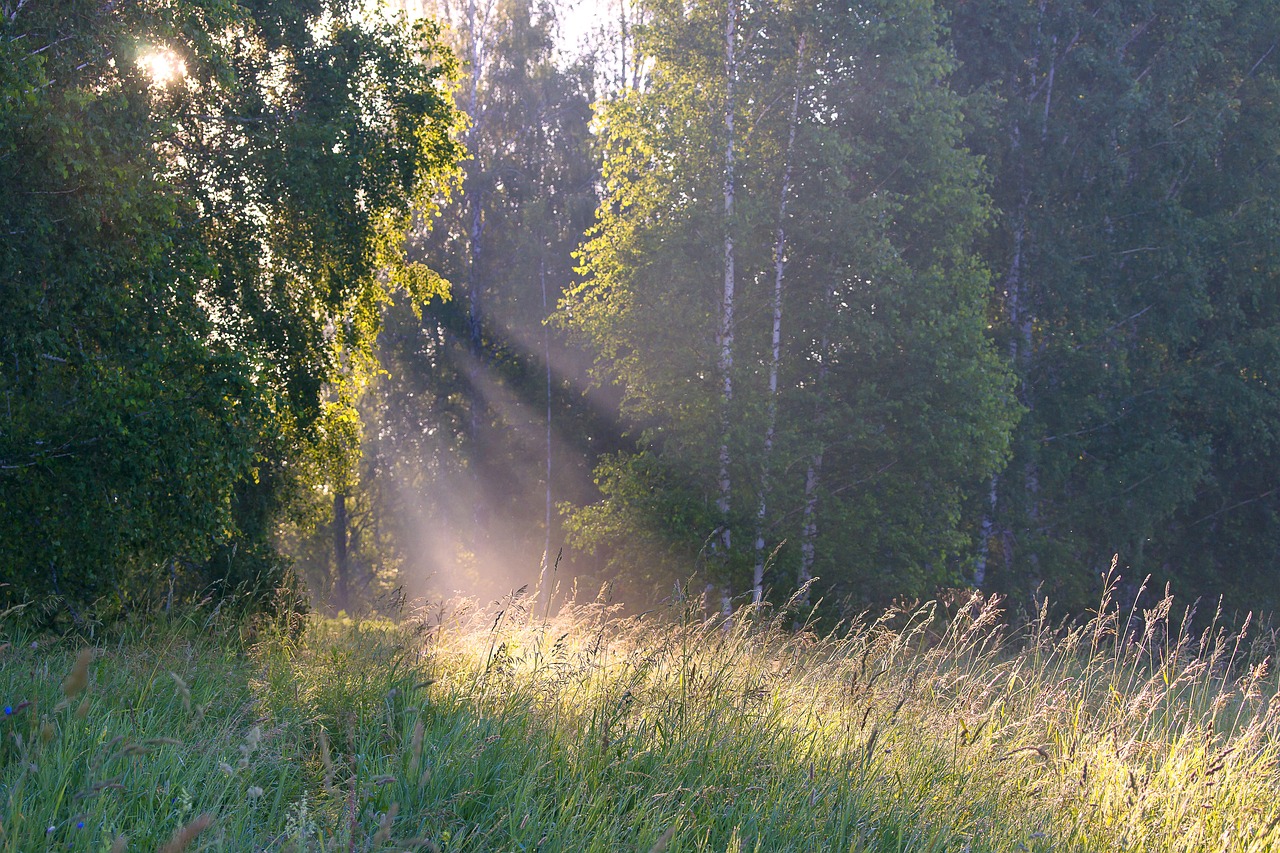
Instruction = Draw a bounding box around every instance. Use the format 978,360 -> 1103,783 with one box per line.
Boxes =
1,571 -> 1277,851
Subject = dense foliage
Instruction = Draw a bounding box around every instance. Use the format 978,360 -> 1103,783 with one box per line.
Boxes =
548,0 -> 1280,614
282,0 -> 614,606
559,0 -> 1020,604
949,0 -> 1280,614
5,0 -> 1280,621
1,0 -> 461,621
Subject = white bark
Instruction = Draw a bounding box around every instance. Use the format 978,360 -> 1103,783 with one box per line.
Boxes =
974,473 -> 998,588
539,252 -> 553,600
752,34 -> 805,603
715,0 -> 737,560
798,449 -> 822,602
798,285 -> 832,605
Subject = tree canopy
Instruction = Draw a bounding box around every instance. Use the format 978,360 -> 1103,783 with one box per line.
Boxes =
558,0 -> 1020,606
0,0 -> 461,621
6,0 -> 1280,623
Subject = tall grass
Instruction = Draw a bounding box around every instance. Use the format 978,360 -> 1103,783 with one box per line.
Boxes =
2,573 -> 1277,851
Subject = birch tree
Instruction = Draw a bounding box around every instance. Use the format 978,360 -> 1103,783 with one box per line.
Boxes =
561,0 -> 1018,607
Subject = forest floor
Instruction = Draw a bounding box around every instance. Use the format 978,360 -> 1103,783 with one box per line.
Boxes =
2,583 -> 1279,852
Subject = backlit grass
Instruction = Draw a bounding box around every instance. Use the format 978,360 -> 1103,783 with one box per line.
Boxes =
2,574 -> 1278,851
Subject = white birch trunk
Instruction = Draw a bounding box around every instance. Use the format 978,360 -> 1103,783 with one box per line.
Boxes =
539,252 -> 553,602
461,0 -> 494,542
798,449 -> 822,602
974,473 -> 998,589
798,284 -> 832,605
715,0 -> 737,564
752,35 -> 805,603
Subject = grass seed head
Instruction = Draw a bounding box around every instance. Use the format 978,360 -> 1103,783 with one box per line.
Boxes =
158,813 -> 213,853
648,824 -> 676,853
169,672 -> 191,714
409,718 -> 424,776
371,801 -> 399,845
61,648 -> 91,699
319,728 -> 335,793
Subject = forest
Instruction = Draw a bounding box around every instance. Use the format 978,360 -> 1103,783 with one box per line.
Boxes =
5,2 -> 1280,850
4,0 -> 1280,627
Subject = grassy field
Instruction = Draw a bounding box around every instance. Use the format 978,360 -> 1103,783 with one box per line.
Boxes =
2,577 -> 1279,852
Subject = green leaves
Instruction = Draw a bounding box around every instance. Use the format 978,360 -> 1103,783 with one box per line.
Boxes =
0,0 -> 462,621
948,0 -> 1280,613
560,0 -> 1018,605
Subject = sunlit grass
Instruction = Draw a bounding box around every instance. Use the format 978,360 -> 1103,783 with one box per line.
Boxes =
2,574 -> 1278,851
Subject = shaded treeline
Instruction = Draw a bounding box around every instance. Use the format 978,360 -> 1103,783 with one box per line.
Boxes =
345,0 -> 1280,618
5,0 -> 1279,623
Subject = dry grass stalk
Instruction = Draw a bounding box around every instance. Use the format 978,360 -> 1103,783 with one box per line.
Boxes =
62,648 -> 91,699
157,813 -> 213,853
169,672 -> 191,714
319,728 -> 336,794
371,801 -> 399,846
648,825 -> 676,853
408,718 -> 425,777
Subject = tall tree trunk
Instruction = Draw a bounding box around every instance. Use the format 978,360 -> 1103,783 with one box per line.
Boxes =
706,0 -> 738,615
973,473 -> 998,589
539,251 -> 553,602
798,448 -> 823,602
715,0 -> 737,560
752,34 -> 805,603
978,188 -> 1030,593
334,491 -> 350,614
797,258 -> 836,606
463,0 -> 490,545
617,0 -> 628,91
797,319 -> 829,606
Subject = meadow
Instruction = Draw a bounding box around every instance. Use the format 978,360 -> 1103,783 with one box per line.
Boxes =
2,575 -> 1278,852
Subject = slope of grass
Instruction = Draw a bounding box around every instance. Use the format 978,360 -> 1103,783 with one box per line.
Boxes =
2,577 -> 1278,851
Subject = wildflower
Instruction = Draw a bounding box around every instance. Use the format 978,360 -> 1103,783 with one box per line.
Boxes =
3,706 -> 11,716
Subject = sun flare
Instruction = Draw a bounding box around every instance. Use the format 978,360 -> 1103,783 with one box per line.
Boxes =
138,48 -> 186,86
